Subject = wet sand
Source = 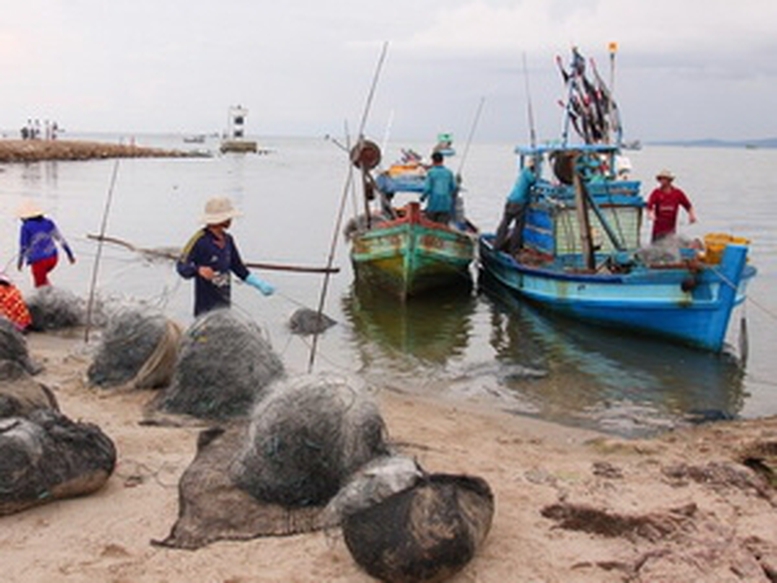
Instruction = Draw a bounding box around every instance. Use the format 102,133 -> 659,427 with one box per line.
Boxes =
3,330 -> 777,583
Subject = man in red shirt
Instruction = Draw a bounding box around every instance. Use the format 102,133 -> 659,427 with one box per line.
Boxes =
646,169 -> 696,242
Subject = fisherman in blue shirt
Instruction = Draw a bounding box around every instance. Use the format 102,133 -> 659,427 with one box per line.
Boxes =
177,197 -> 275,317
421,151 -> 457,224
493,157 -> 537,254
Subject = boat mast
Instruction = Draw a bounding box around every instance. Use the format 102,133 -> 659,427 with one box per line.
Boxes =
608,41 -> 618,146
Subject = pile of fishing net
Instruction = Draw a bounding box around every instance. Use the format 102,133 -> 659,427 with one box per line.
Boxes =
154,309 -> 284,420
635,235 -> 699,265
0,408 -> 116,516
326,458 -> 495,583
156,370 -> 494,578
0,360 -> 58,418
155,373 -> 390,549
288,307 -> 337,335
26,286 -> 87,330
0,318 -> 40,375
232,373 -> 388,507
87,307 -> 182,389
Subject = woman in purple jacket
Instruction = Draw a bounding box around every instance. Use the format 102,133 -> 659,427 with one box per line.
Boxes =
16,200 -> 76,287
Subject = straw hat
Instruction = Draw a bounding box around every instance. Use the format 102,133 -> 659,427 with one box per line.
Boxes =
16,199 -> 44,219
656,169 -> 675,181
200,196 -> 242,225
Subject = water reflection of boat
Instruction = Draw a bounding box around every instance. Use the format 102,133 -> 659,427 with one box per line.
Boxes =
478,270 -> 747,436
341,281 -> 476,367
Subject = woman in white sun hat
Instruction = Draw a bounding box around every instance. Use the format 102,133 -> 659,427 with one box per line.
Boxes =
176,196 -> 275,316
16,199 -> 76,287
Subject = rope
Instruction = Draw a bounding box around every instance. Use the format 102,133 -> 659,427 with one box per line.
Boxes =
705,262 -> 777,321
743,294 -> 777,322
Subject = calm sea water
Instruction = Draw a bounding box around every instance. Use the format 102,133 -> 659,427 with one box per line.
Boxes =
1,133 -> 775,437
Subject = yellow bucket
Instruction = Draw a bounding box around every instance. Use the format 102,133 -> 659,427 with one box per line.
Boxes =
702,232 -> 750,264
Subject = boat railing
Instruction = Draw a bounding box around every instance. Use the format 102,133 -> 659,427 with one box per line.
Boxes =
533,179 -> 641,203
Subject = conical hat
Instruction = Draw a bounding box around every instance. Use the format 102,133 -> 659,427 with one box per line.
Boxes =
17,199 -> 44,219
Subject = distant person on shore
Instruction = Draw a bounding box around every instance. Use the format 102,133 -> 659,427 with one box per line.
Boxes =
16,200 -> 76,288
646,169 -> 696,243
493,157 -> 537,254
176,196 -> 275,317
421,151 -> 457,224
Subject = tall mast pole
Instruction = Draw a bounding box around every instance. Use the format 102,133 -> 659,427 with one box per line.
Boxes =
608,41 -> 618,145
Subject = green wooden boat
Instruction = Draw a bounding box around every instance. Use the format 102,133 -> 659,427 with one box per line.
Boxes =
350,202 -> 476,300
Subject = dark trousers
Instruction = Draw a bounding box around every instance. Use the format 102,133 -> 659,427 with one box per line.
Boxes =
493,201 -> 527,254
425,211 -> 451,224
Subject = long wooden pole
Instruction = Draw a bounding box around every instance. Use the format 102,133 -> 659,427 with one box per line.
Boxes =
456,96 -> 486,177
84,159 -> 120,342
308,41 -> 389,374
85,233 -> 340,274
572,154 -> 595,271
522,52 -> 537,148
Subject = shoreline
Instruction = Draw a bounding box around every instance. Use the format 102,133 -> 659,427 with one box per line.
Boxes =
4,330 -> 777,582
0,139 -> 204,163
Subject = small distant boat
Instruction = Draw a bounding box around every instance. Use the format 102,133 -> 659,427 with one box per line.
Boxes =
478,47 -> 757,352
346,140 -> 476,300
621,139 -> 642,150
433,131 -> 456,157
375,148 -> 426,194
183,134 -> 206,144
374,134 -> 456,195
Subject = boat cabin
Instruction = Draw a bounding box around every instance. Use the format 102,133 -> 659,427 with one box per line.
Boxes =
517,143 -> 644,263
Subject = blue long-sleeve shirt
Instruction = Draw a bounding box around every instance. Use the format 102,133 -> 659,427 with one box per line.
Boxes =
421,164 -> 457,213
506,166 -> 537,205
176,228 -> 250,316
18,216 -> 74,267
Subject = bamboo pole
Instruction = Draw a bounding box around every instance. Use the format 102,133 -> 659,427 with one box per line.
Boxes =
85,233 -> 340,274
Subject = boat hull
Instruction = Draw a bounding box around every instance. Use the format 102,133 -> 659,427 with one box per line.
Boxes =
351,204 -> 475,299
479,235 -> 756,351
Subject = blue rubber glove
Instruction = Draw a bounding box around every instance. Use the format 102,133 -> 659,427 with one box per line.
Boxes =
245,273 -> 275,296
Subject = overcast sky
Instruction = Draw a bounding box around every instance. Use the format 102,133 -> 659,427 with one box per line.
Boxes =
1,0 -> 776,143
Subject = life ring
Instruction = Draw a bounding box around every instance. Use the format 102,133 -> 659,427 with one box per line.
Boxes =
350,140 -> 382,171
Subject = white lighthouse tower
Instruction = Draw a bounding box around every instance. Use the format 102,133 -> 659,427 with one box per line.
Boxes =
220,105 -> 258,153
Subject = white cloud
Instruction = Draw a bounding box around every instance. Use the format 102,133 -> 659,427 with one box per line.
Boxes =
0,0 -> 775,140
401,0 -> 777,56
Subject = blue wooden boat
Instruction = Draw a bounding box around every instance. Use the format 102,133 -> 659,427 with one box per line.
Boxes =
375,134 -> 456,195
479,49 -> 756,352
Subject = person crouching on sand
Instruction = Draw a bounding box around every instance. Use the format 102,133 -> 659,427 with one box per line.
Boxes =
16,199 -> 76,288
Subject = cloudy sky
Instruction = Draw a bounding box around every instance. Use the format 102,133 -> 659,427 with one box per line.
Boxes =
1,0 -> 775,143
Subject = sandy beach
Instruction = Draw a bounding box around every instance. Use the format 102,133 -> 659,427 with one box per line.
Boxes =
1,329 -> 776,583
